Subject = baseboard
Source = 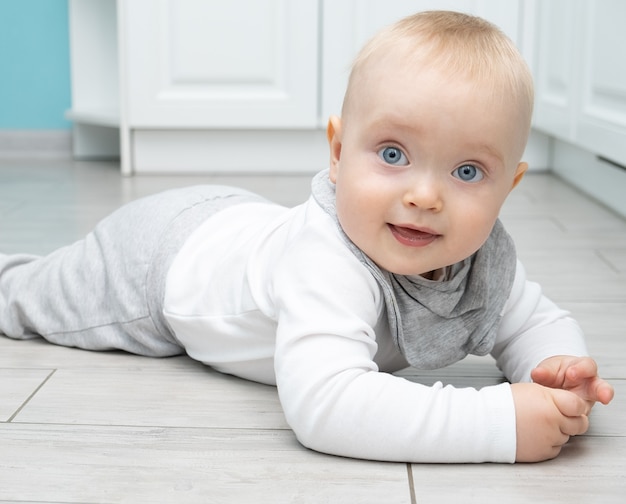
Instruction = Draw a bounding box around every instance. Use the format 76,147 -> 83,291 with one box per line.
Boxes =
552,138 -> 626,219
0,130 -> 72,159
132,129 -> 329,174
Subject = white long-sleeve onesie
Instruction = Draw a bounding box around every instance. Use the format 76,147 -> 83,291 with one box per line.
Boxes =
163,195 -> 588,463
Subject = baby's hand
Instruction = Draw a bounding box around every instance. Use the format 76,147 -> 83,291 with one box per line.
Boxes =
512,383 -> 589,462
531,355 -> 614,407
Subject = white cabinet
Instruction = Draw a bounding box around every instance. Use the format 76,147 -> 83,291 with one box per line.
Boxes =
66,0 -> 121,158
123,0 -> 318,128
68,0 -> 531,174
68,0 -> 323,174
531,0 -> 626,167
530,0 -> 581,140
528,0 -> 626,218
576,0 -> 626,166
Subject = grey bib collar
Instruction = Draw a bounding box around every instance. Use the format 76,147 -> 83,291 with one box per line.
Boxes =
312,170 -> 517,369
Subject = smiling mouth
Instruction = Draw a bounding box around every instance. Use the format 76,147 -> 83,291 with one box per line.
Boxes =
388,224 -> 440,247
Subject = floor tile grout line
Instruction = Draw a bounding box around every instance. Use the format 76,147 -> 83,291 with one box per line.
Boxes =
7,419 -> 624,439
3,421 -> 296,433
7,369 -> 56,423
0,500 -> 108,504
547,216 -> 569,232
406,463 -> 417,504
595,249 -> 622,274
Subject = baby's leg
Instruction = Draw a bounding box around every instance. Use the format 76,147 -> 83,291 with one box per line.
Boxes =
0,185 -> 263,357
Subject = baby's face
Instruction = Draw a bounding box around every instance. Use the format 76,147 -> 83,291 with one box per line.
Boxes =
329,52 -> 528,277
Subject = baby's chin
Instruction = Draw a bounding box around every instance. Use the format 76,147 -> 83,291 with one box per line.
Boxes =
379,262 -> 450,279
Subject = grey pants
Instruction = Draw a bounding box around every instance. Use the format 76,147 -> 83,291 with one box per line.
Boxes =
0,185 -> 267,356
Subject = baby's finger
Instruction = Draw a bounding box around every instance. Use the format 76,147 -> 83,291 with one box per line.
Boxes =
592,379 -> 615,405
565,357 -> 598,383
560,413 -> 590,437
570,375 -> 615,405
552,389 -> 588,417
531,365 -> 559,387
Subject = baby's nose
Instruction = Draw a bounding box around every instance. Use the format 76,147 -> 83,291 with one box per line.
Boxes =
403,177 -> 443,211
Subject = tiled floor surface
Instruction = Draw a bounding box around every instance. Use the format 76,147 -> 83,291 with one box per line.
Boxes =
0,159 -> 624,503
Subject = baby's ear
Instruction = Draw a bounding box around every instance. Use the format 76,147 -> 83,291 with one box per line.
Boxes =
511,162 -> 528,191
327,115 -> 342,183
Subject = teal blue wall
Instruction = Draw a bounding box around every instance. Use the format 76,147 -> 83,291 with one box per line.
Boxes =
0,0 -> 71,129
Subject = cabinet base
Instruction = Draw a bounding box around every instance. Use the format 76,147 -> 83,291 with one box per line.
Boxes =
552,138 -> 626,219
132,129 -> 328,174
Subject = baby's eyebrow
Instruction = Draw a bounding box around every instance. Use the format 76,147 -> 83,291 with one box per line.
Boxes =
365,111 -> 426,132
469,142 -> 505,166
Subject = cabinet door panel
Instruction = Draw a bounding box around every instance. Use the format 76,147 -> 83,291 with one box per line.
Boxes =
576,0 -> 626,165
531,0 -> 581,140
169,2 -> 277,85
123,0 -> 318,128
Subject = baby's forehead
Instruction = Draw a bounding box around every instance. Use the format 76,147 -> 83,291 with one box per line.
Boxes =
346,39 -> 532,126
358,38 -> 506,88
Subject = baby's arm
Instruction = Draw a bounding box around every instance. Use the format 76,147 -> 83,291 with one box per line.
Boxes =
272,241 -> 518,463
491,261 -> 614,461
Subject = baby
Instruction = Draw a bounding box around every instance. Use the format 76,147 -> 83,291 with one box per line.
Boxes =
0,11 -> 614,463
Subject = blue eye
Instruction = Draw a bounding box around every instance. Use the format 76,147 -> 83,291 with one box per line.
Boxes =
379,146 -> 408,166
453,164 -> 483,182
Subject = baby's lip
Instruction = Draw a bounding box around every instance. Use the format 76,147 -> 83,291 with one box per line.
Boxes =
388,224 -> 440,246
390,223 -> 440,236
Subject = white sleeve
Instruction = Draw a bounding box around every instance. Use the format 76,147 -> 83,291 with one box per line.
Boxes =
491,260 -> 589,383
271,237 -> 517,463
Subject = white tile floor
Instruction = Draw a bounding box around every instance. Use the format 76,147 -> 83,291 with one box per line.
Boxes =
0,159 -> 624,503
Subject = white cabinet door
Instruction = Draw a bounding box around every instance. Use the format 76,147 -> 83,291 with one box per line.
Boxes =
576,0 -> 626,166
531,0 -> 583,141
531,0 -> 626,166
122,0 -> 319,128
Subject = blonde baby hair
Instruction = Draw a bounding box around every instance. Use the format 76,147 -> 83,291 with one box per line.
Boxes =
342,10 -> 534,135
